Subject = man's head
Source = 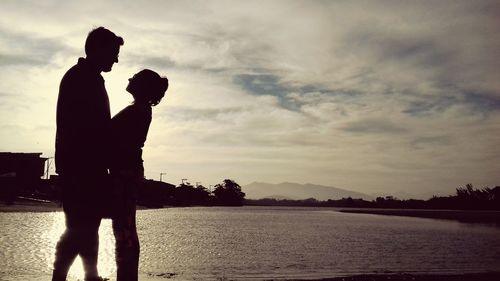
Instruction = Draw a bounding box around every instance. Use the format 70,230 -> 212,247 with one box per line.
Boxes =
85,27 -> 124,72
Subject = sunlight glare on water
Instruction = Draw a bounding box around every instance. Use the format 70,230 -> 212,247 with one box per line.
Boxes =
39,212 -> 116,280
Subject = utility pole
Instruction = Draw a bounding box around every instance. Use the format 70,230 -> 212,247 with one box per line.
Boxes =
45,157 -> 54,179
182,178 -> 188,185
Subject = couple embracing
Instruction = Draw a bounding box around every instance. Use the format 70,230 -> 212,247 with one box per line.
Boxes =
52,27 -> 168,281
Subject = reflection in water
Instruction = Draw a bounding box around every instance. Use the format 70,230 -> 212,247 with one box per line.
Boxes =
53,213 -> 115,280
4,212 -> 116,280
1,207 -> 500,280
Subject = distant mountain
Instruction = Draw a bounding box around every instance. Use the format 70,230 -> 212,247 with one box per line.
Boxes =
242,182 -> 373,201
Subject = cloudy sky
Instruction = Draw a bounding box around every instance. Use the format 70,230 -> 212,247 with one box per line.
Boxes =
1,0 -> 499,198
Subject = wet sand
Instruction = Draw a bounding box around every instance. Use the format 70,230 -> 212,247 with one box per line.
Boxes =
143,272 -> 500,281
295,272 -> 500,281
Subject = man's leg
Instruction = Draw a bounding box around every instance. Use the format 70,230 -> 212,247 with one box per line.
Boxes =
52,211 -> 102,281
77,215 -> 101,280
52,219 -> 79,281
52,175 -> 79,281
52,174 -> 104,281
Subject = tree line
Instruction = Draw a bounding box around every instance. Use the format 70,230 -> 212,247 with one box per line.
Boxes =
0,176 -> 246,207
139,179 -> 246,207
245,184 -> 500,211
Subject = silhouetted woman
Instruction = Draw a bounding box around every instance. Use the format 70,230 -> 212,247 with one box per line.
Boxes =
110,69 -> 168,281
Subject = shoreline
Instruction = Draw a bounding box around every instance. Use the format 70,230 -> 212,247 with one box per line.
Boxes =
339,208 -> 500,225
2,202 -> 500,226
2,201 -> 500,213
0,201 -> 62,212
0,201 -> 156,213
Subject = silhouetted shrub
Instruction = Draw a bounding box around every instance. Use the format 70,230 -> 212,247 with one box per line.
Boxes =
213,179 -> 245,206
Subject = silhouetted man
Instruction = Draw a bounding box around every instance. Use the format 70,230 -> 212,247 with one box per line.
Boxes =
53,27 -> 123,281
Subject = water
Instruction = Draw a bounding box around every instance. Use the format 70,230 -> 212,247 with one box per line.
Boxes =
1,206 -> 499,280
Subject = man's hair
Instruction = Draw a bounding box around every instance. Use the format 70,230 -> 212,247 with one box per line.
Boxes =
85,27 -> 124,56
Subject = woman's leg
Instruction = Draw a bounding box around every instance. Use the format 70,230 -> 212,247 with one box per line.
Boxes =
112,171 -> 140,281
113,206 -> 139,280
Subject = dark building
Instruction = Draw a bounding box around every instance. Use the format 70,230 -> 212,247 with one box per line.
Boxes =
0,152 -> 47,202
140,180 -> 176,207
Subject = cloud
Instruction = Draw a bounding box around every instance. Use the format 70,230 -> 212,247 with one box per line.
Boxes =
410,136 -> 451,150
233,73 -> 296,110
462,92 -> 500,112
0,54 -> 45,67
233,72 -> 365,114
403,91 -> 500,117
1,0 -> 499,196
0,27 -> 71,68
341,119 -> 408,135
127,55 -> 176,72
164,105 -> 247,122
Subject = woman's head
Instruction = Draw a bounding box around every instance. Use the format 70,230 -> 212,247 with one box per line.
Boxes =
127,69 -> 168,106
